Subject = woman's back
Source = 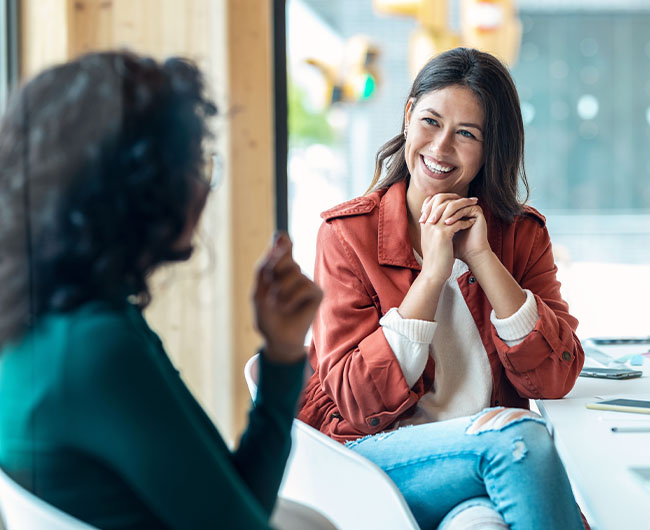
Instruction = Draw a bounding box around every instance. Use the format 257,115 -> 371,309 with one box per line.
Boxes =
0,300 -> 289,529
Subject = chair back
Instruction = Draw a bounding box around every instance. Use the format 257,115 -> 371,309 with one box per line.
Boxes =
0,467 -> 96,530
244,354 -> 419,530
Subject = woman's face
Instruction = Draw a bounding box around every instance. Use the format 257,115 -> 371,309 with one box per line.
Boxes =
168,177 -> 210,260
404,85 -> 485,203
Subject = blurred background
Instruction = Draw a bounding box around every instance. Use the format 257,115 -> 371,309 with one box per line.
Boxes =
1,0 -> 648,442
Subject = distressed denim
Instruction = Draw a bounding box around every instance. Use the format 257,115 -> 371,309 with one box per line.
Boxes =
346,408 -> 584,530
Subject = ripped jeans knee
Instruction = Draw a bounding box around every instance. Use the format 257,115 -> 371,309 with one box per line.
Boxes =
465,407 -> 552,463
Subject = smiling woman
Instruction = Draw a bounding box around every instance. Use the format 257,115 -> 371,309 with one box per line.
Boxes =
298,47 -> 589,529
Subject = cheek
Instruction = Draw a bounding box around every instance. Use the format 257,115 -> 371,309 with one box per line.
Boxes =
404,141 -> 415,171
463,147 -> 484,175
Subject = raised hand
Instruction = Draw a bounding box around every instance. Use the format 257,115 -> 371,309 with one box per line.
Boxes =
253,232 -> 323,364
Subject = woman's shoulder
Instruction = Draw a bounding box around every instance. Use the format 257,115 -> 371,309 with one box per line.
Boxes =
36,301 -> 154,367
490,204 -> 547,234
60,300 -> 138,333
320,188 -> 387,222
519,204 -> 547,227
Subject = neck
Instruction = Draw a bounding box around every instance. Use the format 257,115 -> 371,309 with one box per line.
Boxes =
405,186 -> 423,255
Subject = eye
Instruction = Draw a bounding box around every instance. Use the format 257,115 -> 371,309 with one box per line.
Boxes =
423,117 -> 439,126
458,129 -> 477,139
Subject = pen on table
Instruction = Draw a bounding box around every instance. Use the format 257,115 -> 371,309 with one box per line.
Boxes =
611,426 -> 650,433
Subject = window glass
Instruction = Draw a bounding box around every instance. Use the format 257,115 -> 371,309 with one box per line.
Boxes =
287,0 -> 650,338
0,0 -> 9,114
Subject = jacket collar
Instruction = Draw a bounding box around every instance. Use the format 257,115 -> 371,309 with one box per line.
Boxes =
377,180 -> 421,270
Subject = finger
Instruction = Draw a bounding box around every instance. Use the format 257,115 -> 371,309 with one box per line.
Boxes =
423,194 -> 465,224
448,217 -> 477,234
260,234 -> 293,282
434,197 -> 478,224
275,278 -> 323,316
425,199 -> 455,224
254,232 -> 294,300
269,269 -> 310,307
428,192 -> 464,211
442,202 -> 480,225
445,199 -> 483,224
419,196 -> 435,222
431,192 -> 463,205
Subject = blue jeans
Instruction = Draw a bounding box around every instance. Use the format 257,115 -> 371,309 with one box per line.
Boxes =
346,408 -> 584,530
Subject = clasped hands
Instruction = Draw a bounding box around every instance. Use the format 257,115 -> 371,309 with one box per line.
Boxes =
418,193 -> 492,282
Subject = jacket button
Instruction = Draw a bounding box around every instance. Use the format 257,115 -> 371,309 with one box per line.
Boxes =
562,351 -> 572,361
331,411 -> 341,419
494,400 -> 500,406
368,417 -> 379,427
468,277 -> 476,284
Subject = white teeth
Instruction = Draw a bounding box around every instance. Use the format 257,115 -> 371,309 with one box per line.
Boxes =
423,157 -> 454,173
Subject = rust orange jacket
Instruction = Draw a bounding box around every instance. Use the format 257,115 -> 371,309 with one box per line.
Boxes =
298,180 -> 585,443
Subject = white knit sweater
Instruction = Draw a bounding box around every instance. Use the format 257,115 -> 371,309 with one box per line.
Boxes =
381,257 -> 539,426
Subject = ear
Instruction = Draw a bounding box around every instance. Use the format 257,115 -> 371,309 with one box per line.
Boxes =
404,98 -> 414,128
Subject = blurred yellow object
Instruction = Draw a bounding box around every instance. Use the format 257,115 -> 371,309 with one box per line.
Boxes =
374,0 -> 521,76
305,35 -> 380,107
460,0 -> 522,65
374,0 -> 448,33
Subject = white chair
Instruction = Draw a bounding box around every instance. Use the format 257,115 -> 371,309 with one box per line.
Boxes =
0,456 -> 333,530
0,466 -> 96,530
244,354 -> 420,530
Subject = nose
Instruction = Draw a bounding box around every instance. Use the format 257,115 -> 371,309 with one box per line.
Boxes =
429,129 -> 454,156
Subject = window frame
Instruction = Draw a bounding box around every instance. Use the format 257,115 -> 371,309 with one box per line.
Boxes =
0,0 -> 19,113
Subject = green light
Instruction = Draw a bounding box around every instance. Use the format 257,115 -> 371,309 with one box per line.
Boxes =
361,75 -> 376,100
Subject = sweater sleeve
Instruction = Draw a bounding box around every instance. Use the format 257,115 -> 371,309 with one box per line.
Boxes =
490,288 -> 539,346
62,309 -> 303,530
380,308 -> 436,387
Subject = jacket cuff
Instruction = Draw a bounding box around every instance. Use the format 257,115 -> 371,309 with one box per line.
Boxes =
490,289 -> 539,344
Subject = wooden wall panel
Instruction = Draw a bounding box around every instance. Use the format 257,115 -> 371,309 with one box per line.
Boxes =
226,0 -> 275,438
20,0 -> 68,79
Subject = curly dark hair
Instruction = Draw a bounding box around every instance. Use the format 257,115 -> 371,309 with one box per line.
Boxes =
0,51 -> 217,346
369,47 -> 529,221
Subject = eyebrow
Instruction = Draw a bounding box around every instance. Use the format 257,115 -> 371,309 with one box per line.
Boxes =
422,108 -> 483,133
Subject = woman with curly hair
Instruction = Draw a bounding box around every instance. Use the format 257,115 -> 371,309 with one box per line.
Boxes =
0,51 -> 322,529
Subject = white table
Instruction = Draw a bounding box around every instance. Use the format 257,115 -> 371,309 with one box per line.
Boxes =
537,368 -> 650,530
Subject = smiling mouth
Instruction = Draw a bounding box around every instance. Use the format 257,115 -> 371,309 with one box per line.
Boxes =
422,155 -> 456,175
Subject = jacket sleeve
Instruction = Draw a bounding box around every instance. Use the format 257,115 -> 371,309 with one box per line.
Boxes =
310,221 -> 422,434
493,217 -> 585,399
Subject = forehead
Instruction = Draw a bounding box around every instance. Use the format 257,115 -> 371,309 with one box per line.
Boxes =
411,85 -> 484,123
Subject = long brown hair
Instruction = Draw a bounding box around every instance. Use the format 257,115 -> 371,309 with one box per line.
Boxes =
369,47 -> 529,221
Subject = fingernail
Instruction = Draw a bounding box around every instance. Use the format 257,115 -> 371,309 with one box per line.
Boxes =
419,213 -> 426,222
470,197 -> 478,201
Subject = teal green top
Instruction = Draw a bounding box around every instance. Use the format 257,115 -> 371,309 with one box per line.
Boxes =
0,300 -> 305,529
